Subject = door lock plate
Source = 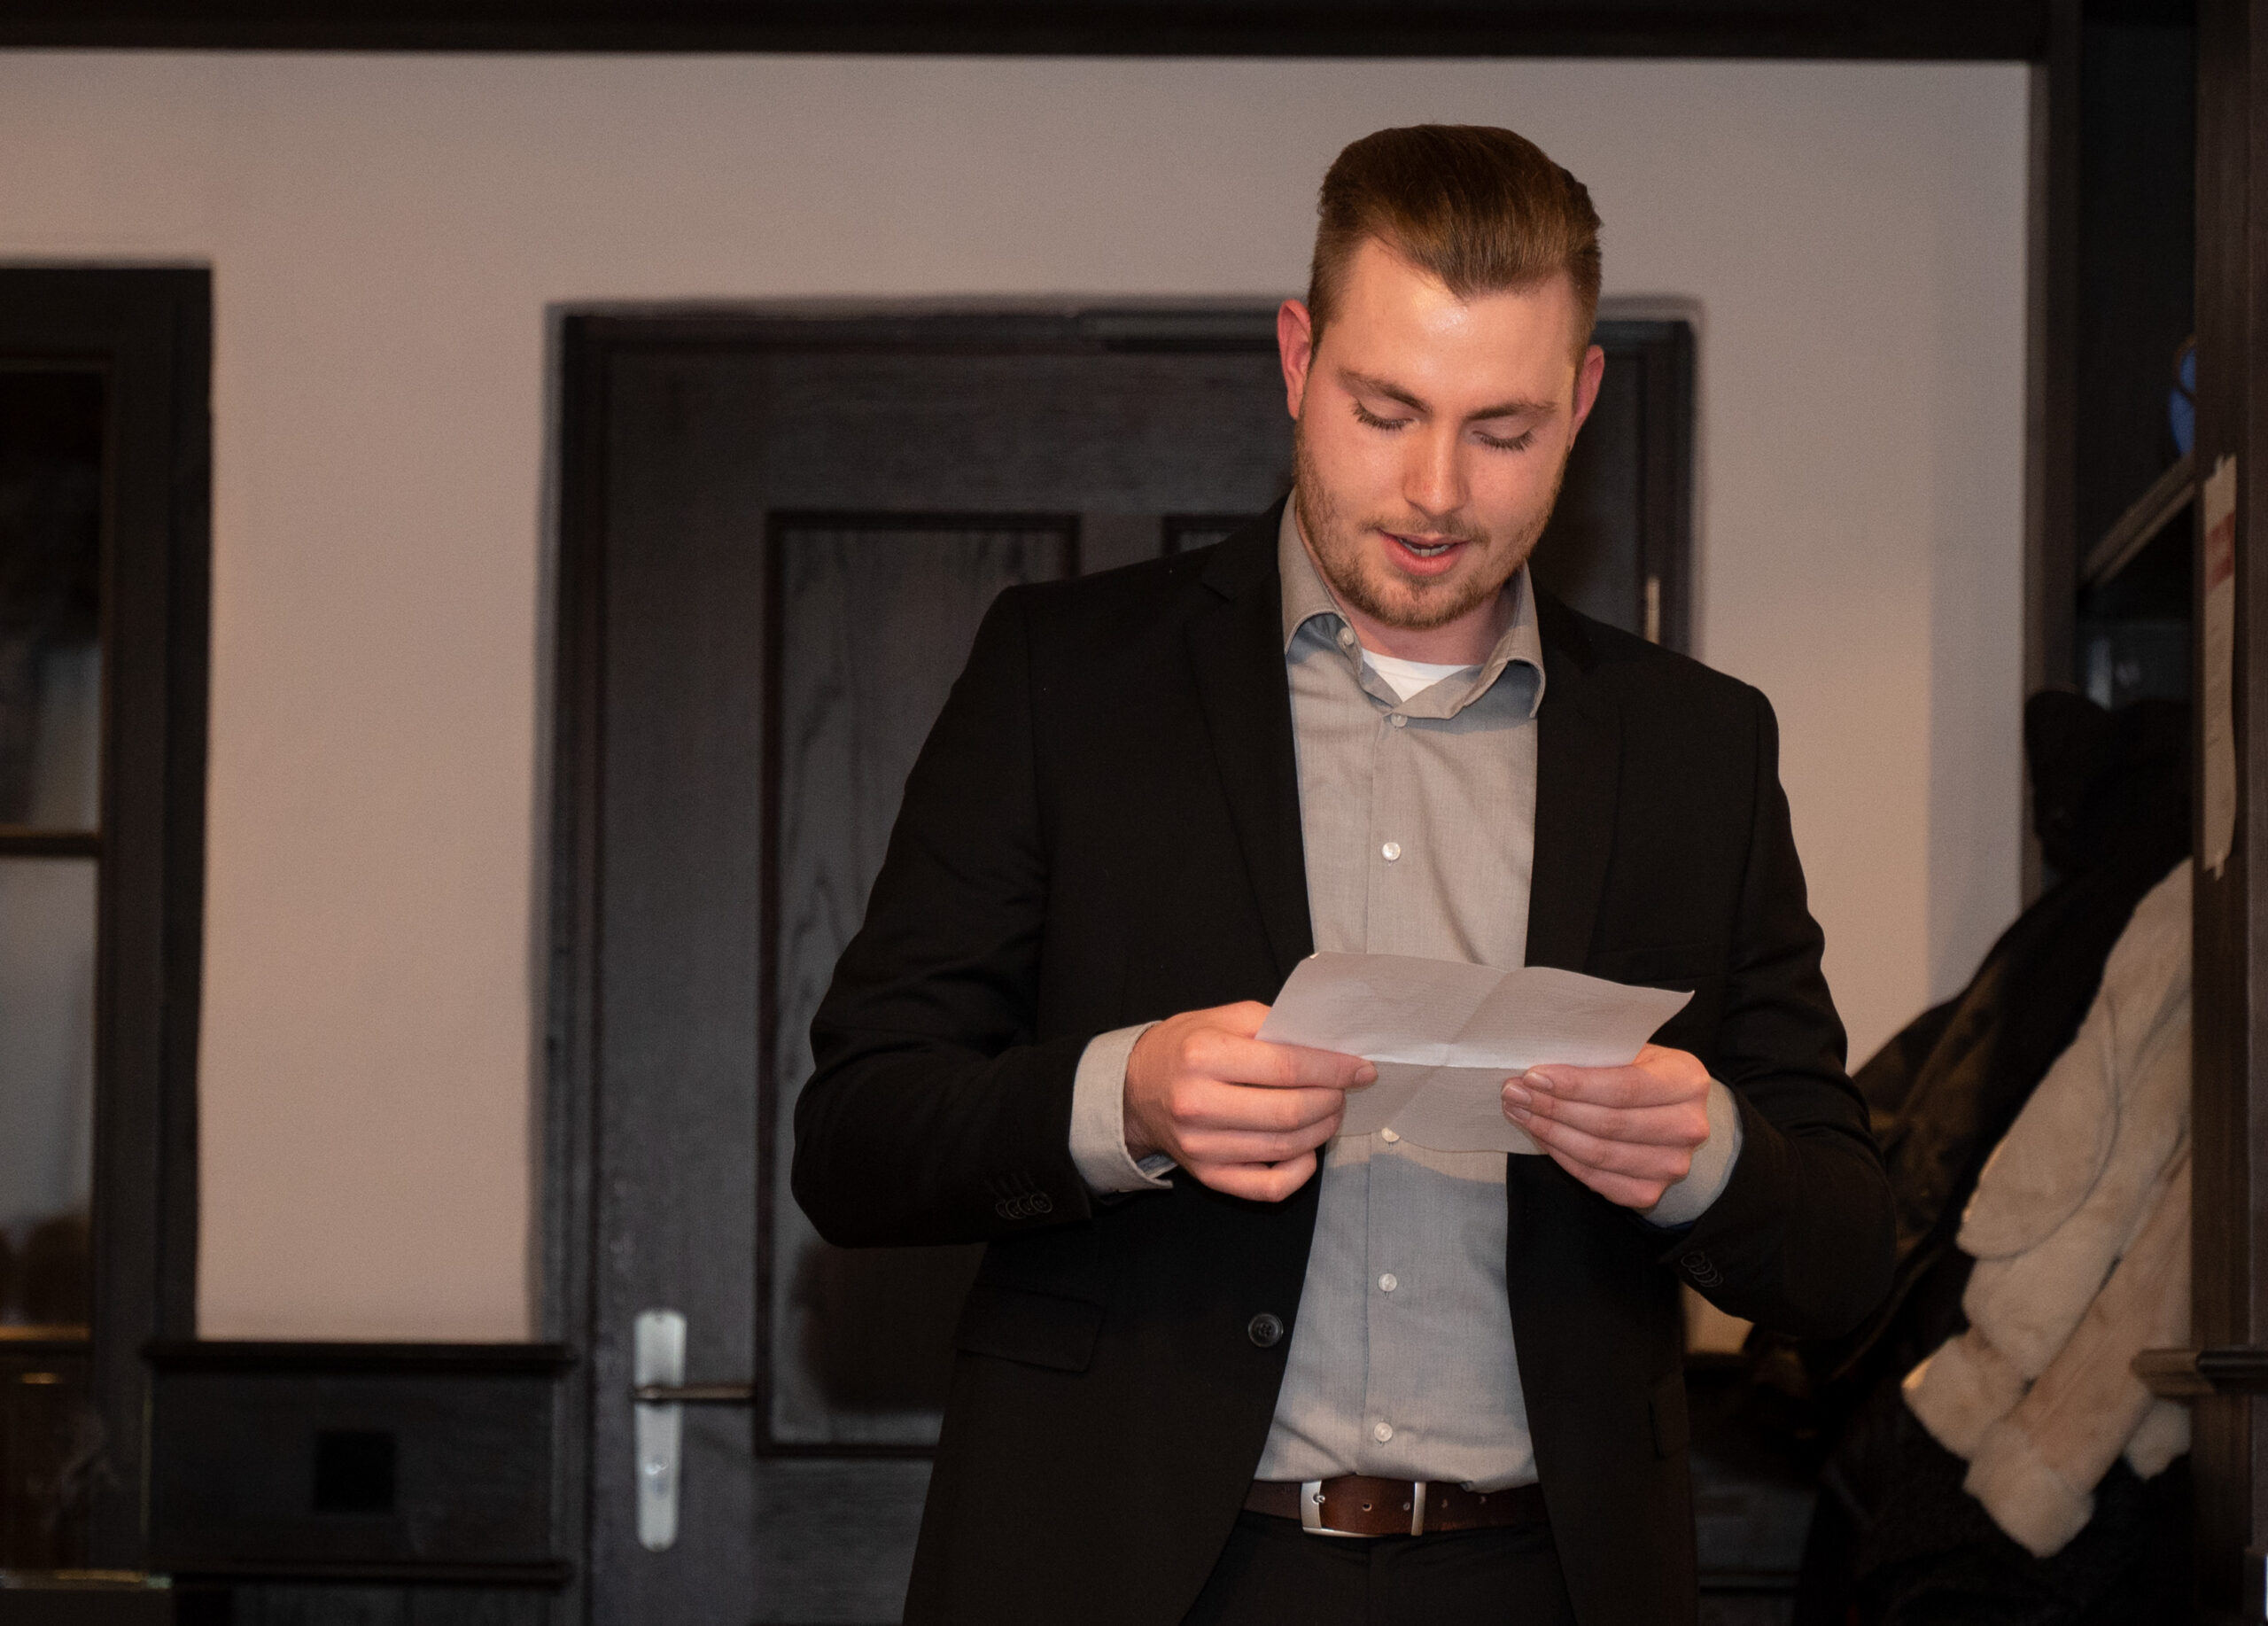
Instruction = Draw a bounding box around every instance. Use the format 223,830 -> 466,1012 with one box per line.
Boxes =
633,1310 -> 687,1552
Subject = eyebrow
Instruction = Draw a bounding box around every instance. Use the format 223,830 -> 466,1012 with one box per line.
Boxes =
1339,368 -> 1556,424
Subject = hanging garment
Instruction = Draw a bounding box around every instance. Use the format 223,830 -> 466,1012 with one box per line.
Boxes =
1904,862 -> 2192,1557
1800,693 -> 2190,1401
1770,693 -> 2193,1626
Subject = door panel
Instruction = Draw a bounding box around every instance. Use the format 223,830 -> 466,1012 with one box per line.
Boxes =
764,515 -> 1077,1451
555,307 -> 1692,1623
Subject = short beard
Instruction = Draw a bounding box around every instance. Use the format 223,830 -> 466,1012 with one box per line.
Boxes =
1292,416 -> 1562,634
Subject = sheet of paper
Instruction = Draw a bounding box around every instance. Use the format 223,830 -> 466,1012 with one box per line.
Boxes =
1255,953 -> 1693,1154
2203,454 -> 2238,878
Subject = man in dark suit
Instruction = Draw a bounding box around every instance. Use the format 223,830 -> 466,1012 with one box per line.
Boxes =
795,124 -> 1895,1624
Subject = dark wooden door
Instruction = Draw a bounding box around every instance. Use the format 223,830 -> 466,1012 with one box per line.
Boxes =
550,307 -> 1690,1623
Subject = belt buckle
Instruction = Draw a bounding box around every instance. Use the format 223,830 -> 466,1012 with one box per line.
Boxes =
1297,1478 -> 1429,1537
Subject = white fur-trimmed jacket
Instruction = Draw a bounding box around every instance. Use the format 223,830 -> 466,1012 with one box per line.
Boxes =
1903,861 -> 2191,1558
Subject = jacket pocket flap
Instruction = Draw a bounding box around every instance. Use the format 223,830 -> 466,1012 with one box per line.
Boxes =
953,1281 -> 1106,1373
1649,1370 -> 1690,1458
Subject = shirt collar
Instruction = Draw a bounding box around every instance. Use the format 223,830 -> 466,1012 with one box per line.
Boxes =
1277,494 -> 1547,721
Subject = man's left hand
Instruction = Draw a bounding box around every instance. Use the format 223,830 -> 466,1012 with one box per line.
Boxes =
1503,1045 -> 1712,1212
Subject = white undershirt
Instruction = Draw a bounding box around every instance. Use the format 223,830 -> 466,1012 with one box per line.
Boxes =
1361,648 -> 1477,703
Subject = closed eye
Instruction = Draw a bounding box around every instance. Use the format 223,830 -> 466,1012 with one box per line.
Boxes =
1477,428 -> 1536,452
1352,401 -> 1410,432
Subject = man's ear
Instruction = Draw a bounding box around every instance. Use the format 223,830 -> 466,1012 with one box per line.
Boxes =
1278,299 -> 1316,421
1569,343 -> 1607,438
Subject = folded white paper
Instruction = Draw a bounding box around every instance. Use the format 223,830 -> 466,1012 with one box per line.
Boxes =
1254,953 -> 1693,1154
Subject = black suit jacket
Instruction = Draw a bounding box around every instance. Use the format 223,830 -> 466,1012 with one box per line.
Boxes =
796,506 -> 1895,1625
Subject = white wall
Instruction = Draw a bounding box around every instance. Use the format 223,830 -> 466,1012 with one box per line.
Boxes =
0,53 -> 2028,1340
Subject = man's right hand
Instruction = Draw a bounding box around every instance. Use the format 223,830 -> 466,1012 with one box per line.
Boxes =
1123,1001 -> 1373,1202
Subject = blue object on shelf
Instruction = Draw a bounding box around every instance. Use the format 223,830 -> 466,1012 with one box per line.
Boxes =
2171,341 -> 2196,457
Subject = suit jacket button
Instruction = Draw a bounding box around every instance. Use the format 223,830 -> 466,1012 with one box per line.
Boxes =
1247,1312 -> 1285,1348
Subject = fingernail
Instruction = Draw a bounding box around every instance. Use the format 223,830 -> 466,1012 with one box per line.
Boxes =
1523,1069 -> 1556,1092
1503,1083 -> 1532,1109
1507,1104 -> 1532,1123
1355,1062 -> 1378,1085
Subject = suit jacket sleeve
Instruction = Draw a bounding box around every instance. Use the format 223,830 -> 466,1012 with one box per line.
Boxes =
1662,687 -> 1896,1338
793,587 -> 1094,1248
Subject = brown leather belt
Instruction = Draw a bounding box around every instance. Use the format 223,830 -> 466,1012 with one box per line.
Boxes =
1244,1475 -> 1547,1538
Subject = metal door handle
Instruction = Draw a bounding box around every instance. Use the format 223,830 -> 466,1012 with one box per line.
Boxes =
632,1311 -> 686,1552
632,1381 -> 755,1404
632,1312 -> 759,1552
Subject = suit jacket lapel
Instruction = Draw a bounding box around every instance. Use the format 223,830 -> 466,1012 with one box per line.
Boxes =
1525,593 -> 1620,974
1185,507 -> 1314,984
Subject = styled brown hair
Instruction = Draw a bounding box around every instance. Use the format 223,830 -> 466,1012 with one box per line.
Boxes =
1306,124 -> 1603,354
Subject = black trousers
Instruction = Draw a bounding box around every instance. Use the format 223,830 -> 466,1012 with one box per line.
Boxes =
1181,1511 -> 1579,1625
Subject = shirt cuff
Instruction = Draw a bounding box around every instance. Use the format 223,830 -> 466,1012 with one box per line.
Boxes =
1643,1078 -> 1744,1228
1069,1021 -> 1174,1194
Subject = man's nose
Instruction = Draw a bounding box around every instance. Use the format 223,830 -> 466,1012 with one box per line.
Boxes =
1402,426 -> 1466,520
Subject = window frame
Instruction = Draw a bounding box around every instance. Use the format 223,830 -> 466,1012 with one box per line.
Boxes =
0,267 -> 210,1568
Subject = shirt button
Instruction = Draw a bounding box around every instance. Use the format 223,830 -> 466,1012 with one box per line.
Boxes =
1389,713 -> 1409,728
1338,626 -> 1356,647
1373,1421 -> 1394,1443
1247,1312 -> 1285,1348
1381,841 -> 1402,861
1379,1127 -> 1401,1144
1379,1272 -> 1398,1293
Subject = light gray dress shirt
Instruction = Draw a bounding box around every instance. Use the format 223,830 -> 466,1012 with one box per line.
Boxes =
1070,501 -> 1742,1490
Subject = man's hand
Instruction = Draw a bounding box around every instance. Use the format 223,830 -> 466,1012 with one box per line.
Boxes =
1503,1044 -> 1713,1211
1125,1001 -> 1374,1202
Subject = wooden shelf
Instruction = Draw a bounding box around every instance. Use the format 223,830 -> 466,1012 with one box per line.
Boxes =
2081,450 -> 2195,588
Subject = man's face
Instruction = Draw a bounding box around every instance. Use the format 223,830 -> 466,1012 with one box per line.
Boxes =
1279,237 -> 1606,634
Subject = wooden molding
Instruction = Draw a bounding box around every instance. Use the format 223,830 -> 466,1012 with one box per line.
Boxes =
145,1341 -> 576,1588
0,0 -> 2051,58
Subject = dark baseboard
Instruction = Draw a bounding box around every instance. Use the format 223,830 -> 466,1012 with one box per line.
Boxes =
144,1343 -> 575,1591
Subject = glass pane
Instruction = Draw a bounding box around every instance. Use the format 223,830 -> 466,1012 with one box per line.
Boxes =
0,370 -> 105,831
0,858 -> 96,1332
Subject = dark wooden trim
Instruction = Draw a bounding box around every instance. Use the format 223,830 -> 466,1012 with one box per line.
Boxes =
145,1341 -> 578,1375
0,267 -> 211,1573
756,504 -> 787,1465
542,312 -> 614,1626
0,0 -> 2051,58
1616,317 -> 1696,654
2023,2 -> 2083,906
0,829 -> 102,857
763,510 -> 1081,567
169,1560 -> 575,1588
145,1340 -> 575,1590
2188,0 -> 2268,1612
564,304 -> 1278,359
